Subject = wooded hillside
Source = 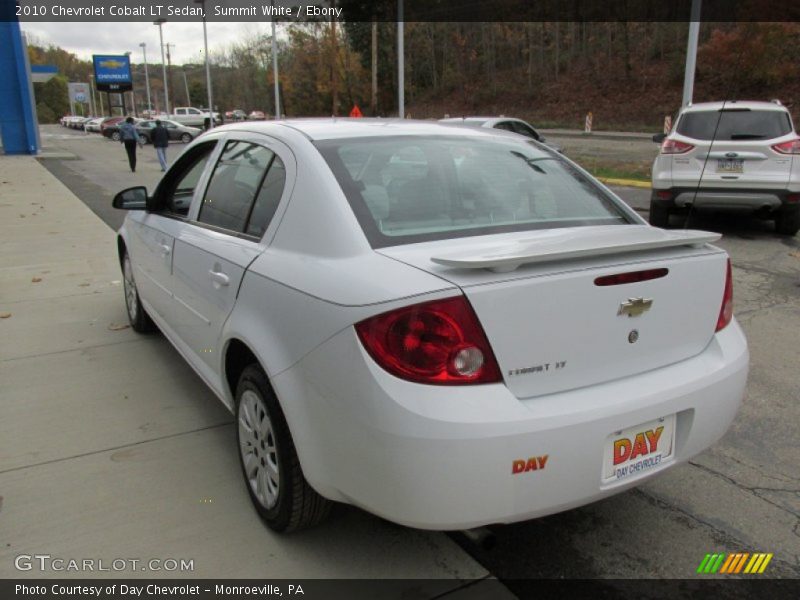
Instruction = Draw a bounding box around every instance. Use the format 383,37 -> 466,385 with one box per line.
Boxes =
30,22 -> 800,130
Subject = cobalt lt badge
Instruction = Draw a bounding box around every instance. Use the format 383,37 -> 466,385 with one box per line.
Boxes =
618,297 -> 653,318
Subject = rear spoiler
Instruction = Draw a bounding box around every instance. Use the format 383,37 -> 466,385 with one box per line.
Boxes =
430,226 -> 721,273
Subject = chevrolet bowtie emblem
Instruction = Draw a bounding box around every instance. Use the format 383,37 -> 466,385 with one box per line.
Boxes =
618,297 -> 653,317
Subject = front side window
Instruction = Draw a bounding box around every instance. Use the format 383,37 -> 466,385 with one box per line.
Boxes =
677,109 -> 792,141
316,136 -> 631,248
155,141 -> 217,216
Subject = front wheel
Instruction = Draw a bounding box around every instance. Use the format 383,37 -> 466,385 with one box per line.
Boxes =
180,133 -> 193,143
111,131 -> 121,142
235,365 -> 331,532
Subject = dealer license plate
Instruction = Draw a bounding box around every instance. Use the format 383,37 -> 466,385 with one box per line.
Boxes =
602,415 -> 675,481
717,159 -> 743,173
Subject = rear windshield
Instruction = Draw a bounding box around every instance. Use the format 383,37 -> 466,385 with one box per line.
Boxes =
676,109 -> 792,141
315,136 -> 631,248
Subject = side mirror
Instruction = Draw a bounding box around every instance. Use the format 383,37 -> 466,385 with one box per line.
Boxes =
652,133 -> 667,143
112,186 -> 148,210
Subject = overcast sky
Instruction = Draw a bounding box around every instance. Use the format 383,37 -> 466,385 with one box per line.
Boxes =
21,21 -> 275,64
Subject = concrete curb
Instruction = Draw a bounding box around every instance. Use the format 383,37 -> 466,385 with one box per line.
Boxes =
596,176 -> 652,189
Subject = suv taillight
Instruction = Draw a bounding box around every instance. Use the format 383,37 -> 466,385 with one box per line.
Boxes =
355,296 -> 502,385
771,138 -> 800,154
715,259 -> 734,332
661,139 -> 694,154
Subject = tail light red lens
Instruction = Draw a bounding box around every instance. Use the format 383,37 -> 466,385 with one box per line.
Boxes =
661,139 -> 694,154
771,138 -> 800,154
355,296 -> 502,385
595,268 -> 669,286
715,259 -> 734,332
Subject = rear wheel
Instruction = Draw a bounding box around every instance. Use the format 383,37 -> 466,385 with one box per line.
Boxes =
180,133 -> 193,143
235,364 -> 331,532
122,252 -> 155,332
649,196 -> 671,228
111,131 -> 121,142
140,134 -> 150,145
775,206 -> 800,236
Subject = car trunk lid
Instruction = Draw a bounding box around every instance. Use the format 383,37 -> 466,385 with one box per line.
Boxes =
378,225 -> 729,399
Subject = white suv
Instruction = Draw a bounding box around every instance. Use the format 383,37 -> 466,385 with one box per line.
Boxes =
650,100 -> 800,235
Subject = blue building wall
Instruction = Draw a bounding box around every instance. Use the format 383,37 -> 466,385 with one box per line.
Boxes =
0,15 -> 40,155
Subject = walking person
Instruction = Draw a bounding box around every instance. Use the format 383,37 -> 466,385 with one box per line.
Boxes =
119,117 -> 142,173
152,120 -> 170,172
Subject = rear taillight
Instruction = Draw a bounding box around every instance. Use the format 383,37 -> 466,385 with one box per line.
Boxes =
771,138 -> 800,154
355,296 -> 502,385
715,259 -> 734,332
661,139 -> 694,154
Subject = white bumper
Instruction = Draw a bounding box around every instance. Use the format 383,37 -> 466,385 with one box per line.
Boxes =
272,321 -> 748,530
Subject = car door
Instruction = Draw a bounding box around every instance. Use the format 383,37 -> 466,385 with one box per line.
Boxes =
125,140 -> 219,325
165,122 -> 179,140
170,135 -> 293,375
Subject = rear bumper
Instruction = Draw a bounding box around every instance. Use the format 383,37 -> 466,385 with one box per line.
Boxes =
273,321 -> 748,530
652,187 -> 797,212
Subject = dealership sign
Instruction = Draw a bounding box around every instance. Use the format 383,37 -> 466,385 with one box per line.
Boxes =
92,54 -> 132,92
67,82 -> 91,104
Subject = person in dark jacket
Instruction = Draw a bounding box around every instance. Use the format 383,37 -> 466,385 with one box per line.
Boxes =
119,117 -> 141,172
152,120 -> 170,171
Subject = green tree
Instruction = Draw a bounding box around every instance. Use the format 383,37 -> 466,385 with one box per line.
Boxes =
33,75 -> 69,120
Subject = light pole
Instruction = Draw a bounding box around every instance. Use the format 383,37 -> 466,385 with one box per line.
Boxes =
272,10 -> 280,118
195,0 -> 214,128
154,18 -> 170,115
398,0 -> 404,118
124,51 -> 135,116
139,42 -> 152,115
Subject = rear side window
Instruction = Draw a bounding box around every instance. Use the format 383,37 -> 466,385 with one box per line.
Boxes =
677,109 -> 792,141
316,135 -> 630,248
246,155 -> 285,237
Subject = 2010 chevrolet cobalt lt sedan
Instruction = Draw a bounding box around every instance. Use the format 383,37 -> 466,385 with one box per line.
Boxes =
112,119 -> 749,532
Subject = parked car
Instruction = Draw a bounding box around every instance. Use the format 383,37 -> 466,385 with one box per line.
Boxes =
650,100 -> 800,235
136,119 -> 202,144
440,116 -> 562,152
248,110 -> 266,120
111,119 -> 748,533
102,117 -> 143,142
100,116 -> 127,137
84,117 -> 105,133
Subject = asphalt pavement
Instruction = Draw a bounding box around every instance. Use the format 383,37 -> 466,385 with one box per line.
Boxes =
1,125 -> 798,593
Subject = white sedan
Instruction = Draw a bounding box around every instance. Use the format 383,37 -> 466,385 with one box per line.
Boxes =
112,119 -> 748,532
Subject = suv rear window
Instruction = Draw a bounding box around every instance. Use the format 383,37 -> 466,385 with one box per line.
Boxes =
676,109 -> 792,141
315,136 -> 631,248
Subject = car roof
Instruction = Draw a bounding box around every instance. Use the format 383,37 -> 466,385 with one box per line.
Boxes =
682,100 -> 787,113
269,118 -> 510,141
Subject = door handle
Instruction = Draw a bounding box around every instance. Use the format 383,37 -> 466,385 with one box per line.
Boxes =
209,270 -> 230,286
159,244 -> 171,255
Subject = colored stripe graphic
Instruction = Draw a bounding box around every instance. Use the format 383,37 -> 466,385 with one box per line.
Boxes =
758,553 -> 773,574
697,554 -> 712,574
699,552 -> 774,575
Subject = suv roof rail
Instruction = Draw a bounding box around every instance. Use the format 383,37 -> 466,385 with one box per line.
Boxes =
771,99 -> 782,105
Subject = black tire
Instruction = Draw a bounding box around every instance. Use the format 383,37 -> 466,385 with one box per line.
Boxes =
775,206 -> 800,236
111,131 -> 121,142
649,197 -> 671,228
235,364 -> 331,532
122,251 -> 155,333
180,133 -> 193,143
140,134 -> 150,145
